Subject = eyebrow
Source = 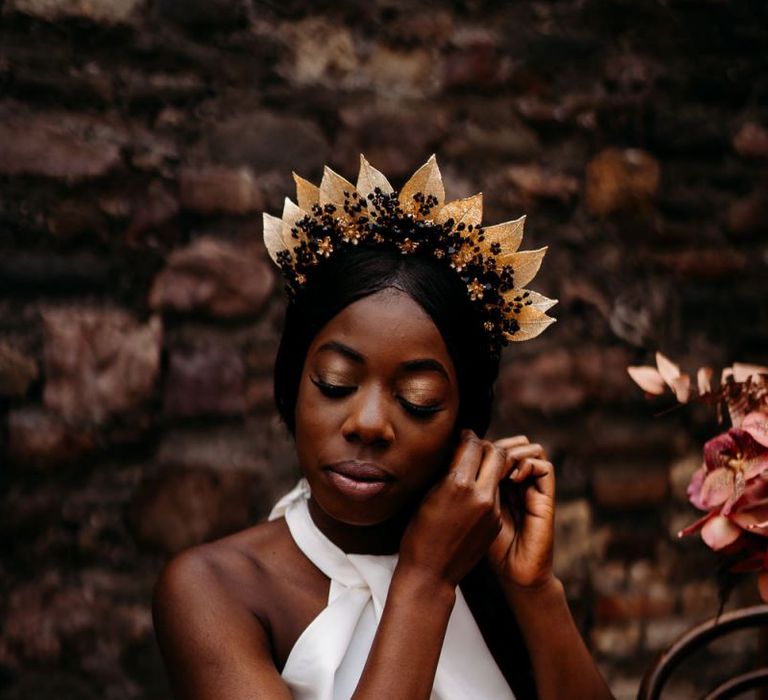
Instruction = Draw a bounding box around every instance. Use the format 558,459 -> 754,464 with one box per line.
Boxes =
401,358 -> 449,380
317,341 -> 364,364
316,341 -> 450,380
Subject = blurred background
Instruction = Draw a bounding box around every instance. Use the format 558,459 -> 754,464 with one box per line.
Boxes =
1,0 -> 767,698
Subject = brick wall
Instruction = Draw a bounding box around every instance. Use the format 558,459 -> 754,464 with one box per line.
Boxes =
0,1 -> 767,698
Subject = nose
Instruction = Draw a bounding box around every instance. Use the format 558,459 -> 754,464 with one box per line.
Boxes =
341,383 -> 395,447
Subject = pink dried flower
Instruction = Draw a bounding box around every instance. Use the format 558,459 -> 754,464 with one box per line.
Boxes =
629,353 -> 768,603
679,411 -> 768,599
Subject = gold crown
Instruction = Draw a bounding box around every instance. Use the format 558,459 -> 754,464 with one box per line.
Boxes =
263,155 -> 557,349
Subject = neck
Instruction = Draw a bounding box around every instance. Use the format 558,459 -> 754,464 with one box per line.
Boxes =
307,497 -> 413,555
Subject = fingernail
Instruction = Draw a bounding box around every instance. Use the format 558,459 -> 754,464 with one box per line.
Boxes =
510,468 -> 519,479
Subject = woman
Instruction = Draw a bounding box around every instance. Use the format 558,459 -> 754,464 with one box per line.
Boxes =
153,156 -> 614,699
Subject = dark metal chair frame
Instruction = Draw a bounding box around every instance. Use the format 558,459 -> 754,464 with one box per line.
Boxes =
638,604 -> 768,700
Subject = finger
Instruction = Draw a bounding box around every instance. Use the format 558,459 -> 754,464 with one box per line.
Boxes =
499,479 -> 523,532
448,430 -> 485,482
476,442 -> 507,495
509,457 -> 555,499
504,443 -> 547,467
493,435 -> 529,450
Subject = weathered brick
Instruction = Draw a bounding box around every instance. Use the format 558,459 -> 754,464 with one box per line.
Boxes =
6,0 -> 143,24
592,621 -> 642,658
585,148 -> 660,217
42,308 -> 162,425
7,407 -> 97,469
442,29 -> 502,90
733,122 -> 768,159
0,342 -> 38,397
644,618 -> 692,652
653,249 -> 748,279
668,453 -> 701,503
179,165 -> 263,215
204,111 -> 330,175
153,0 -> 250,28
497,345 -> 634,414
163,342 -> 246,417
592,468 -> 668,509
553,499 -> 592,581
127,469 -> 253,553
335,104 -> 450,179
0,105 -> 124,181
503,164 -> 579,205
148,237 -> 274,318
595,586 -> 676,622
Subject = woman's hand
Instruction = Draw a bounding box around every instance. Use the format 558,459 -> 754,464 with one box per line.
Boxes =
397,430 -> 509,588
486,435 -> 556,590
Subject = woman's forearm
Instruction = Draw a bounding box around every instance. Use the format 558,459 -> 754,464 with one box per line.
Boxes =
503,576 -> 614,700
351,563 -> 456,700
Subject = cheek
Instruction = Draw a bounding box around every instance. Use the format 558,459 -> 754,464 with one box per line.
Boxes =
294,379 -> 328,463
402,416 -> 459,476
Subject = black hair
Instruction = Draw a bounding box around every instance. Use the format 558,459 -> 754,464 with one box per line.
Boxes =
273,246 -> 501,437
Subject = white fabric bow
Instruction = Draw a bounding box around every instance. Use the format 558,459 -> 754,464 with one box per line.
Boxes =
269,480 -> 515,700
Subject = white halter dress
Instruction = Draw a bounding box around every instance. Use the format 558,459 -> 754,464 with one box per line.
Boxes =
268,480 -> 515,700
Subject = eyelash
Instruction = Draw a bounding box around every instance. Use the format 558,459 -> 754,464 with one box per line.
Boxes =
310,377 -> 444,419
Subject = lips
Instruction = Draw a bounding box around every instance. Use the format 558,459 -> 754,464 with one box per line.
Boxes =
328,460 -> 393,481
323,460 -> 394,500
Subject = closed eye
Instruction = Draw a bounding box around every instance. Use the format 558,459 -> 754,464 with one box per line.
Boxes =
311,376 -> 444,418
398,397 -> 445,419
310,376 -> 356,398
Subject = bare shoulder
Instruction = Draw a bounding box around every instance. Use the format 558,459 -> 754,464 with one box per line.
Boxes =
152,519 -> 299,700
153,517 -> 295,627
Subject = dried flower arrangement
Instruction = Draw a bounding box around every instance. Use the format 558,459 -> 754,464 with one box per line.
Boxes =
628,355 -> 768,602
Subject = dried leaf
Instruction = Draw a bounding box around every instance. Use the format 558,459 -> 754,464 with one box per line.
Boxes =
281,198 -> 308,249
478,216 -> 525,259
319,166 -> 355,212
733,363 -> 768,382
671,374 -> 691,403
655,351 -> 682,388
262,213 -> 285,264
293,172 -> 319,211
627,366 -> 666,395
500,247 -> 548,288
435,194 -> 483,228
399,154 -> 445,215
356,154 -> 393,198
502,288 -> 557,313
504,306 -> 556,342
697,366 -> 714,395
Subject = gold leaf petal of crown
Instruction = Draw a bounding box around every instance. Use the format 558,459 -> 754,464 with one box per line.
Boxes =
263,154 -> 557,350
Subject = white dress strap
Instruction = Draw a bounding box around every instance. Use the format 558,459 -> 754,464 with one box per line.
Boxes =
269,480 -> 515,700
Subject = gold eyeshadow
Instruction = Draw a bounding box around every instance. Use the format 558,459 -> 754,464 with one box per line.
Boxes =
397,377 -> 445,408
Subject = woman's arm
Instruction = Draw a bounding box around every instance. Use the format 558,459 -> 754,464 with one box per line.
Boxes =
350,430 -> 510,699
504,576 -> 612,700
489,437 -> 613,700
153,547 -> 293,700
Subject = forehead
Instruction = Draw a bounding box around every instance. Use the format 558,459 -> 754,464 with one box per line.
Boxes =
307,289 -> 456,376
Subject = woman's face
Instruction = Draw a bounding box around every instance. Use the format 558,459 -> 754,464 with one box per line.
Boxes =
294,288 -> 461,527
